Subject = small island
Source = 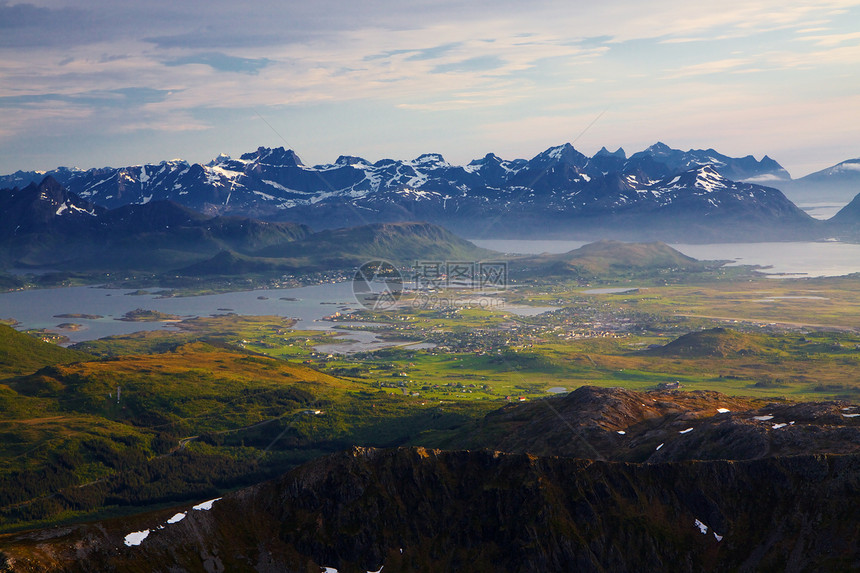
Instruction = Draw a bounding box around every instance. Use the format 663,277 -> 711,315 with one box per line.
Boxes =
55,323 -> 84,331
116,308 -> 182,322
53,313 -> 103,320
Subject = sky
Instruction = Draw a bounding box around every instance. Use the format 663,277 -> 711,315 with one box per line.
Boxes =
1,0 -> 859,178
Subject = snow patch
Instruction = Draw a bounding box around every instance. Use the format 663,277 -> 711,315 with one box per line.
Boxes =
843,413 -> 860,418
694,519 -> 708,534
124,530 -> 150,547
655,443 -> 664,451
753,415 -> 774,421
772,423 -> 788,429
714,532 -> 723,542
679,427 -> 693,434
617,430 -> 626,435
717,408 -> 730,413
192,497 -> 221,511
166,512 -> 186,524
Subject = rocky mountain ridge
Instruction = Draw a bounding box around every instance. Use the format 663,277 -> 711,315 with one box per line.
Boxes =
0,143 -> 828,241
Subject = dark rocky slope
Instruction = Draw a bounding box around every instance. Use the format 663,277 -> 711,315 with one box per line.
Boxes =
1,446 -> 859,572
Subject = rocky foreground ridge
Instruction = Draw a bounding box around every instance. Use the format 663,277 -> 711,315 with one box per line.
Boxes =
2,387 -> 860,572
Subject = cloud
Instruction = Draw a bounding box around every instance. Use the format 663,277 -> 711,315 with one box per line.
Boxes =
0,0 -> 859,174
797,30 -> 860,47
163,52 -> 271,74
0,87 -> 172,109
664,58 -> 752,78
432,55 -> 506,74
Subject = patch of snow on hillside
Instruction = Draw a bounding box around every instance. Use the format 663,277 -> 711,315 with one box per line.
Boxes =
694,519 -> 708,534
263,180 -> 308,194
694,168 -> 727,193
192,497 -> 221,511
124,530 -> 150,547
253,190 -> 277,201
166,512 -> 186,524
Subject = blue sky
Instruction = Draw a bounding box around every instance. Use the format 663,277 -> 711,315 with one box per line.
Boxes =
1,0 -> 858,177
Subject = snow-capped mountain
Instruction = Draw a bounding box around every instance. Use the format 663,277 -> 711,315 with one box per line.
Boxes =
779,158 -> 860,204
0,143 -> 817,240
0,176 -> 105,240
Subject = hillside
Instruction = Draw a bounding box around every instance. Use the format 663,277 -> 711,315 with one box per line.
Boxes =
255,221 -> 495,265
509,240 -> 709,278
0,324 -> 92,378
2,445 -> 859,572
432,385 -> 860,462
646,327 -> 768,358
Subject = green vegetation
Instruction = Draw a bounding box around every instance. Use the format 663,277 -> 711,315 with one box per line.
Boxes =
2,242 -> 860,533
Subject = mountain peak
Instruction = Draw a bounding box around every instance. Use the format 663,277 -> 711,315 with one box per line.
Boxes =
645,142 -> 675,155
594,146 -> 626,159
240,147 -> 304,167
412,153 -> 448,167
334,155 -> 370,166
207,153 -> 232,166
469,152 -> 502,166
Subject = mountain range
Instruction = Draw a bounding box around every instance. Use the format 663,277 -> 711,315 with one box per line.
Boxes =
0,176 -> 492,275
4,142 -> 858,241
